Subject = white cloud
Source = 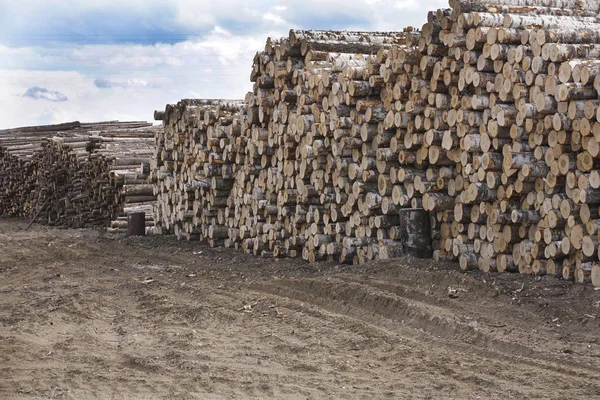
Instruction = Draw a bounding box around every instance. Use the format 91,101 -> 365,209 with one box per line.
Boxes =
36,107 -> 75,125
23,87 -> 69,102
394,0 -> 420,10
0,27 -> 263,127
0,0 -> 449,128
263,12 -> 287,25
94,78 -> 151,89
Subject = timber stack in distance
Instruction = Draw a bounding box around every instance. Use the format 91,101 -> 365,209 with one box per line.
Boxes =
0,121 -> 159,232
152,0 -> 600,287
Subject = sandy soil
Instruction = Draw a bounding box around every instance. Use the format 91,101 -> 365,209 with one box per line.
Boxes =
2,217 -> 600,399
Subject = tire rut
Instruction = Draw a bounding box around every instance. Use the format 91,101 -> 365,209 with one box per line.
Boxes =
250,276 -> 600,393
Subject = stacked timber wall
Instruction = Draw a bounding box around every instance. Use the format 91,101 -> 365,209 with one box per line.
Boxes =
151,0 -> 600,286
0,121 -> 159,231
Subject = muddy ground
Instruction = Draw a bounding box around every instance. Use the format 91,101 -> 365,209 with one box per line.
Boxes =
1,217 -> 600,399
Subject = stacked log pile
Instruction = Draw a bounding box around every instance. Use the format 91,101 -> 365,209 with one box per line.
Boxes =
227,29 -> 438,262
152,0 -> 600,286
150,99 -> 246,241
154,30 -> 436,263
0,122 -> 79,217
0,121 -> 158,231
424,0 -> 600,285
90,125 -> 158,233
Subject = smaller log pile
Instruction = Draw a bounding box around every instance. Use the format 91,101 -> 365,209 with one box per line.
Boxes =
0,121 -> 159,231
0,122 -> 80,217
90,126 -> 158,233
150,99 -> 246,240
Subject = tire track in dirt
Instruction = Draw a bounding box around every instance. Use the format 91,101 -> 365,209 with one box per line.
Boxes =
3,218 -> 600,398
249,276 -> 600,398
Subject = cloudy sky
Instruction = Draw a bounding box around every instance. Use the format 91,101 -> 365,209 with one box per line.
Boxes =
0,0 -> 446,129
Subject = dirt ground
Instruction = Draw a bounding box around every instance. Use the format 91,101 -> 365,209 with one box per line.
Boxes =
2,218 -> 600,399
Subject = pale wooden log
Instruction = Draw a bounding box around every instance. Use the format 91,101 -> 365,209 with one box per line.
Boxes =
454,0 -> 600,17
591,264 -> 600,287
504,14 -> 599,30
